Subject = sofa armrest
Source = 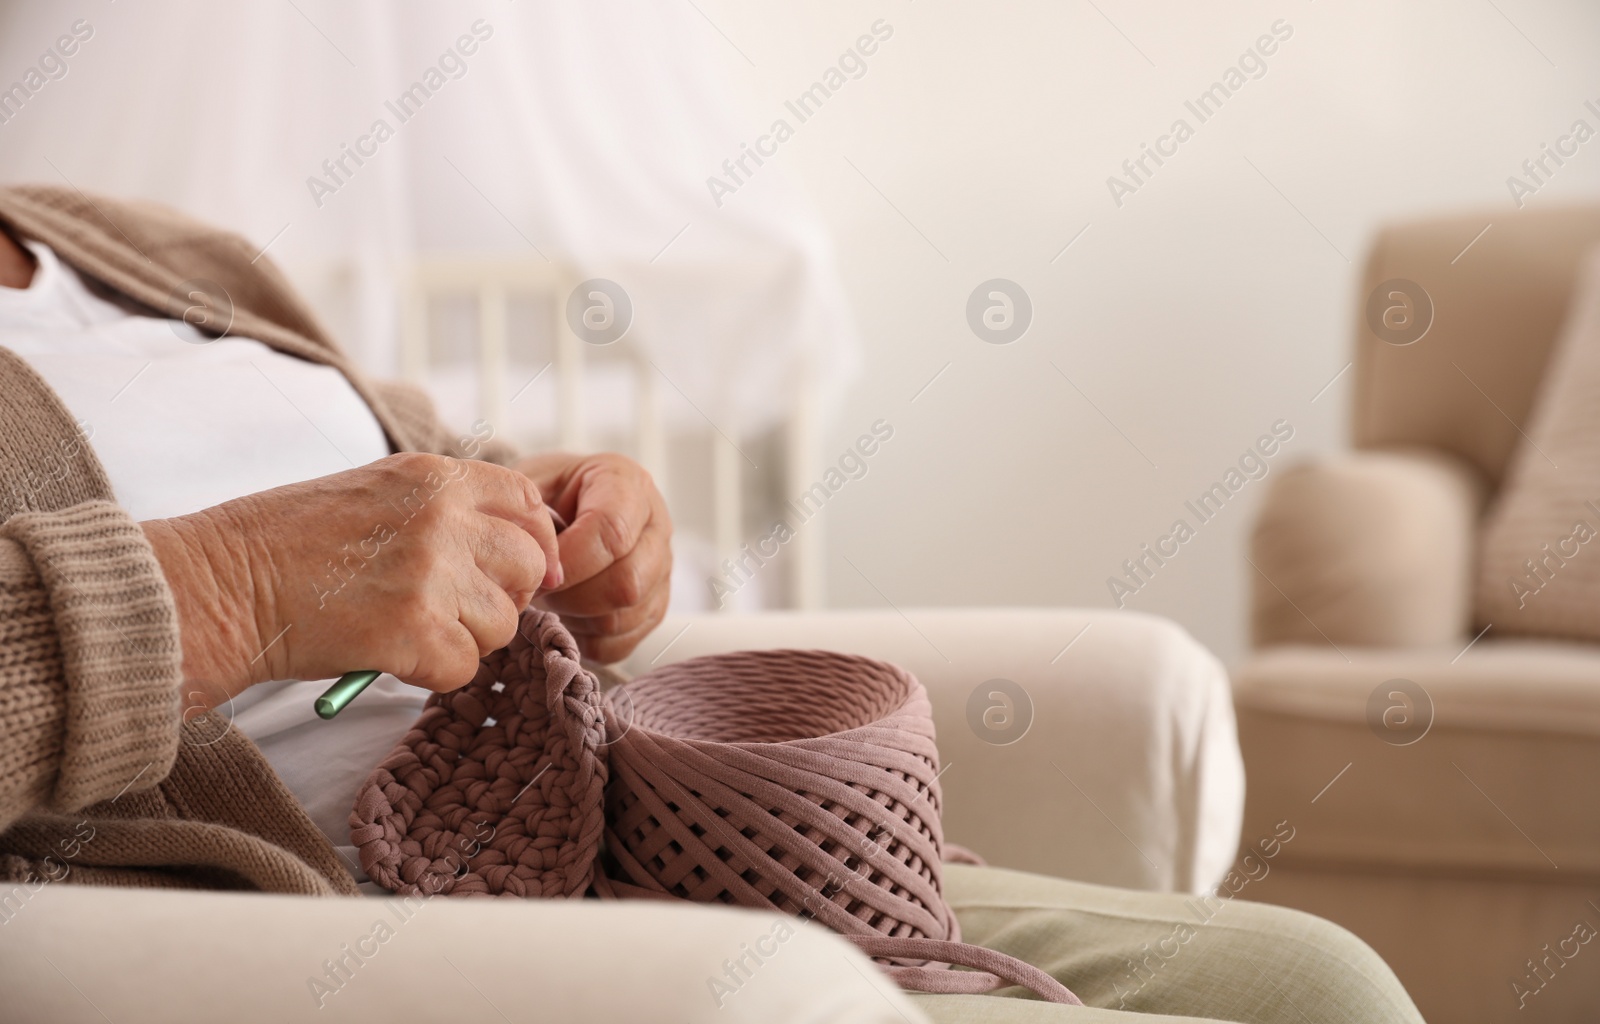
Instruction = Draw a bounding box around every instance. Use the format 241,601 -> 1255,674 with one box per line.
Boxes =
1250,450 -> 1486,650
622,608 -> 1243,894
0,884 -> 928,1024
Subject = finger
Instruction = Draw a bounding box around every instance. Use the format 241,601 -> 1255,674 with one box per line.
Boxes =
457,459 -> 561,590
572,596 -> 668,664
538,514 -> 670,619
403,618 -> 483,693
549,464 -> 654,591
555,575 -> 669,641
469,514 -> 547,610
455,567 -> 523,659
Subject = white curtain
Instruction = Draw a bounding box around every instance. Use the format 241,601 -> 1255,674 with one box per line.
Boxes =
0,0 -> 858,435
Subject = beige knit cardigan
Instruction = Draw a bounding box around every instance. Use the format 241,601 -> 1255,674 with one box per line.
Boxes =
0,185 -> 515,896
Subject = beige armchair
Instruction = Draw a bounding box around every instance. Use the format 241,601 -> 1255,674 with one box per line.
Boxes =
1241,205 -> 1600,1024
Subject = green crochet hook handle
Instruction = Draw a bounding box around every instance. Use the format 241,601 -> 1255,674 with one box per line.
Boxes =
316,508 -> 567,720
315,670 -> 381,719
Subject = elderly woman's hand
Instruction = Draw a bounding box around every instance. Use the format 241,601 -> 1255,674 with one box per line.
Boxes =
515,451 -> 672,663
141,453 -> 561,709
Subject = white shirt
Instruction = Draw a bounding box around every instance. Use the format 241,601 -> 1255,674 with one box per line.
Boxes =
0,241 -> 431,885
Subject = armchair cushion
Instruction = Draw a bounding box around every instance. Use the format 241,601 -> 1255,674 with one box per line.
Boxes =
0,883 -> 929,1024
1477,247 -> 1600,641
1250,451 -> 1484,649
1235,640 -> 1600,1024
1237,641 -> 1600,876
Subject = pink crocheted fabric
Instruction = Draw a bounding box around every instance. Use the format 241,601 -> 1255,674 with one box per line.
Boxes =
350,610 -> 1080,1005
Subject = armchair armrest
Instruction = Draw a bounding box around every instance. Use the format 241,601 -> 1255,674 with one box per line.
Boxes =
0,884 -> 928,1024
1250,450 -> 1486,649
623,608 -> 1243,894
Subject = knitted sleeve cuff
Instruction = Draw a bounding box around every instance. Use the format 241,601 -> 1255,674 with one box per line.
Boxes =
1,500 -> 181,811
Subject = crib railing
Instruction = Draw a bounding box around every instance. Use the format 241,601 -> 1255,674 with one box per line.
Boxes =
398,257 -> 823,610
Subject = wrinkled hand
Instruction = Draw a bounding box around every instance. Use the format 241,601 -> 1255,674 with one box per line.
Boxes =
142,453 -> 561,708
516,452 -> 672,662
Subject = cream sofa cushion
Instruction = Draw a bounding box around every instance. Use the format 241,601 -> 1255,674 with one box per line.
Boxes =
1479,248 -> 1600,640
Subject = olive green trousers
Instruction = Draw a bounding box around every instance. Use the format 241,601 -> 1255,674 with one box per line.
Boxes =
918,865 -> 1425,1023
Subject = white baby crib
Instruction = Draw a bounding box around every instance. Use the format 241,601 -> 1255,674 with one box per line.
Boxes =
393,256 -> 825,612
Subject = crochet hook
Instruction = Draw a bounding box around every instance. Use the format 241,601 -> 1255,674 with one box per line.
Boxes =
316,505 -> 568,720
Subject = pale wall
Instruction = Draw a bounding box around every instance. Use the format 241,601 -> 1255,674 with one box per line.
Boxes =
709,0 -> 1600,665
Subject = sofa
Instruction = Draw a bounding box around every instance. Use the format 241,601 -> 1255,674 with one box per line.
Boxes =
1240,204 -> 1600,1024
1,606 -> 1242,1023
